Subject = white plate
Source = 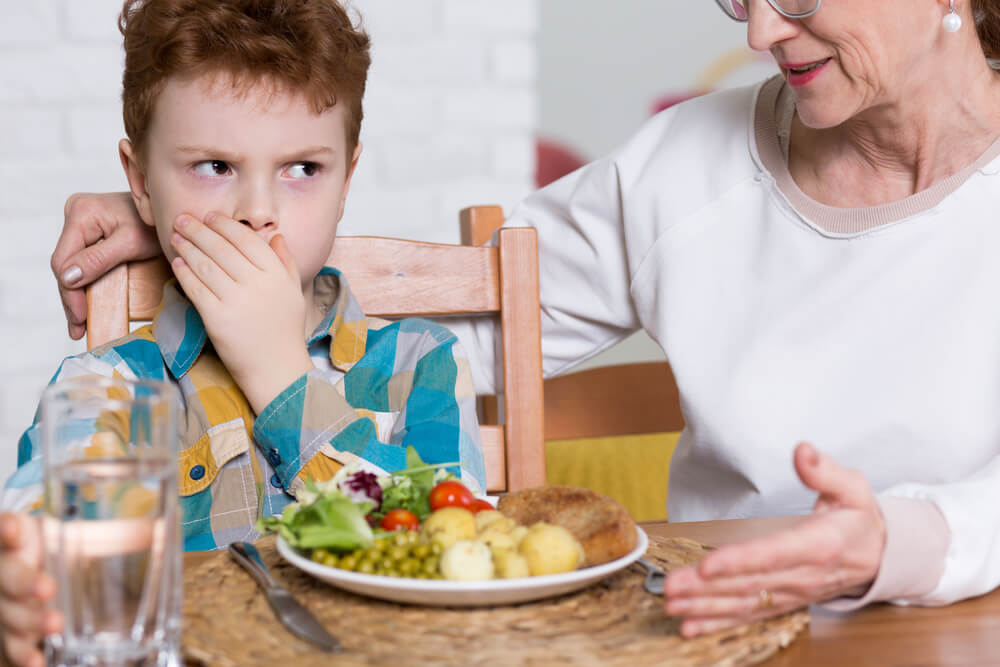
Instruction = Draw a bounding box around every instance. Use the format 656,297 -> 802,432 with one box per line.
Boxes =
277,526 -> 648,606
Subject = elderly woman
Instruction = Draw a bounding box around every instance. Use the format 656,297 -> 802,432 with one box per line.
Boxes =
36,0 -> 1000,638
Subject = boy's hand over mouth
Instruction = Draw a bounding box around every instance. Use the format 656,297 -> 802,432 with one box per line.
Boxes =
170,212 -> 315,414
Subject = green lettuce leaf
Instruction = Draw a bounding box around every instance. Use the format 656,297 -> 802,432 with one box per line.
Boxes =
257,492 -> 373,552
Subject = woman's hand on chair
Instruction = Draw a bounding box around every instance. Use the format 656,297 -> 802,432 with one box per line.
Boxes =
662,442 -> 886,636
53,192 -> 161,340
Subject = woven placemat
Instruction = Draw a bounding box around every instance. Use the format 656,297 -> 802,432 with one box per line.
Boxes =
182,534 -> 808,666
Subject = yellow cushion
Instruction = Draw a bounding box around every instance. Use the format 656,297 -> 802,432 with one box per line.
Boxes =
544,432 -> 680,522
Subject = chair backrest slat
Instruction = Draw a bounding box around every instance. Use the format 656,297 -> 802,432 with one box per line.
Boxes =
460,208 -> 686,443
330,237 -> 500,317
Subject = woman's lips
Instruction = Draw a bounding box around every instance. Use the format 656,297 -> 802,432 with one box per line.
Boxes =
781,58 -> 831,87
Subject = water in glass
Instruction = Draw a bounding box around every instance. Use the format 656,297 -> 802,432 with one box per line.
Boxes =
42,378 -> 181,667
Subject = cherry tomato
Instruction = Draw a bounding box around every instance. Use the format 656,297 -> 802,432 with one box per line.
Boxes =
470,498 -> 494,513
428,480 -> 475,511
380,508 -> 419,532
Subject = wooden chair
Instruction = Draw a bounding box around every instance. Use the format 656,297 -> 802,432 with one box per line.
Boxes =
459,205 -> 685,440
85,218 -> 546,494
460,206 -> 684,520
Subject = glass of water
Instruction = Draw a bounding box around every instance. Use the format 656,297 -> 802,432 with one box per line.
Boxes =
41,376 -> 181,666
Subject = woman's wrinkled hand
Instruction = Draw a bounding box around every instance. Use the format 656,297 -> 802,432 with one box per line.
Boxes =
0,513 -> 62,667
52,192 -> 161,340
663,442 -> 886,637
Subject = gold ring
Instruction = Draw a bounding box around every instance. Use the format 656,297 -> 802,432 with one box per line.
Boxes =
757,589 -> 774,610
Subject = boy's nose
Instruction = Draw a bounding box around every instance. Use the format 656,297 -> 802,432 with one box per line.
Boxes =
233,189 -> 277,231
238,217 -> 276,232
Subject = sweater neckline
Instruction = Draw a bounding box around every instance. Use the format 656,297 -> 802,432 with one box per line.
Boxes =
753,75 -> 1000,235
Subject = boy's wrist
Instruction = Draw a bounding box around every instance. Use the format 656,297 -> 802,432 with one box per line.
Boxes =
236,349 -> 315,415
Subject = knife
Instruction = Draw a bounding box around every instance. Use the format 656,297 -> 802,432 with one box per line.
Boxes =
228,541 -> 342,652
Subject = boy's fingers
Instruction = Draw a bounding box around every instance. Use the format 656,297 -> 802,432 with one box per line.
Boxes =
170,233 -> 231,299
0,557 -> 40,599
0,514 -> 22,550
269,235 -> 299,279
0,597 -> 46,635
2,632 -> 45,667
175,214 -> 259,281
201,214 -> 276,269
42,608 -> 64,636
170,256 -> 221,306
269,234 -> 288,264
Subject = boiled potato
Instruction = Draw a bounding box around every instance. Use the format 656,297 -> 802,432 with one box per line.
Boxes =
491,546 -> 530,579
440,540 -> 494,581
478,529 -> 516,551
510,525 -> 528,547
478,516 -> 516,535
518,522 -> 584,576
420,507 -> 476,549
477,517 -> 518,550
475,509 -> 506,533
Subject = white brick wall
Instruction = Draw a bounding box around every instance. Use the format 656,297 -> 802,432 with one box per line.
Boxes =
0,0 -> 538,485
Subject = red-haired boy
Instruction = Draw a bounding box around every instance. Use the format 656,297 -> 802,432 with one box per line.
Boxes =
0,2 -> 485,663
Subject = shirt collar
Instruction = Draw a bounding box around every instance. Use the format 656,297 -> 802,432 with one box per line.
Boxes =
152,267 -> 370,378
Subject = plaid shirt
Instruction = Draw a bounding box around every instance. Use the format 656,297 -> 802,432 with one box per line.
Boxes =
4,267 -> 486,550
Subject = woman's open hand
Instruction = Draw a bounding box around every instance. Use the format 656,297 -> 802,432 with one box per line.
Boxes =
663,443 -> 886,637
0,513 -> 61,667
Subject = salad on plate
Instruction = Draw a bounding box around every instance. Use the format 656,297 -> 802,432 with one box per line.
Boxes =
257,447 -> 587,581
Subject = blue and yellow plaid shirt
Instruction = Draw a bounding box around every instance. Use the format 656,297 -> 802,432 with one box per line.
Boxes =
4,267 -> 486,550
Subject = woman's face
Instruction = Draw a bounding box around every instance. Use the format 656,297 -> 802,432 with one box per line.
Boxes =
747,0 -> 946,128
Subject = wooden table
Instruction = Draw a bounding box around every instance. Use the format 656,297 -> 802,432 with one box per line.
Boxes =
182,517 -> 1000,666
644,518 -> 1000,666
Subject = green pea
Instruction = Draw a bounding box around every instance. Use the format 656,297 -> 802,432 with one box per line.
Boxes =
430,542 -> 443,556
423,556 -> 439,576
388,545 -> 408,562
379,557 -> 395,571
372,537 -> 389,552
398,558 -> 419,576
321,553 -> 339,568
412,543 -> 431,559
392,532 -> 409,548
311,548 -> 330,563
339,555 -> 358,571
358,560 -> 376,575
405,531 -> 419,545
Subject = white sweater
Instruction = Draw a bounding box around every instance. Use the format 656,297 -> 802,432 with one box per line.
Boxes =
452,76 -> 1000,607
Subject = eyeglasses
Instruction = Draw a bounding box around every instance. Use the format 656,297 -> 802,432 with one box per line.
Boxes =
714,0 -> 821,21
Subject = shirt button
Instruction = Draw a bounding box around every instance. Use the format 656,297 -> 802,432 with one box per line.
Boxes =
270,473 -> 283,490
189,465 -> 206,481
267,449 -> 282,466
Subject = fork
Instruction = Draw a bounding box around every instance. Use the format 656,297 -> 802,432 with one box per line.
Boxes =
636,558 -> 667,595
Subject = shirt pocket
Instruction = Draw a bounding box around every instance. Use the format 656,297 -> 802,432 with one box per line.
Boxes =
178,418 -> 251,496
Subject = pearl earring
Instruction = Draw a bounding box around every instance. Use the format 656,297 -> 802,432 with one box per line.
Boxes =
943,0 -> 962,32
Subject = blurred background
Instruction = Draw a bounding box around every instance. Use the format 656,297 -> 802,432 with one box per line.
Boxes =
0,0 -> 774,489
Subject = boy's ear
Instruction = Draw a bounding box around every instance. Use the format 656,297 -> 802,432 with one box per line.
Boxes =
118,139 -> 156,227
336,142 -> 363,223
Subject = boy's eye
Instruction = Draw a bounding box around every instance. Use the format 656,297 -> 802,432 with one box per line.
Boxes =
193,160 -> 231,176
286,162 -> 319,179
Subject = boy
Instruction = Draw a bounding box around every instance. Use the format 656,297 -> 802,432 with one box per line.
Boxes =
0,1 -> 485,663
